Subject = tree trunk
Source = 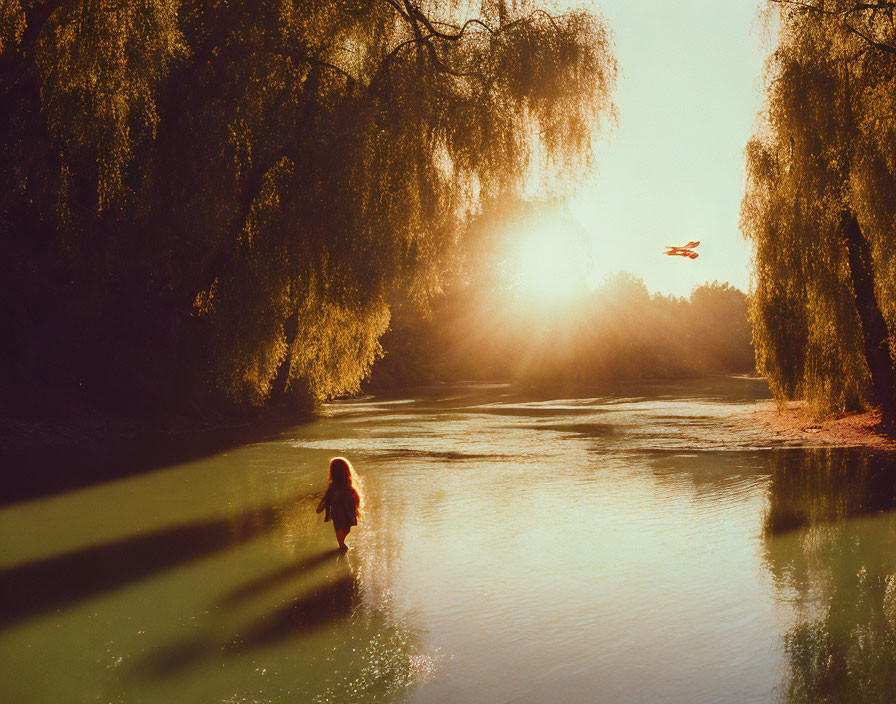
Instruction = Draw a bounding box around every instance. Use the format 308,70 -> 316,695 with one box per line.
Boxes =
270,312 -> 299,399
839,209 -> 896,421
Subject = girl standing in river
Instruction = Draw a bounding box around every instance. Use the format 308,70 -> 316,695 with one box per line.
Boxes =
316,457 -> 363,551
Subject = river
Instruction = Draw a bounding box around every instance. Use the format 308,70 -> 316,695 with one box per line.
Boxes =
2,376 -> 895,703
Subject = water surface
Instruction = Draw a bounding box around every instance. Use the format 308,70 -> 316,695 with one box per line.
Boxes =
3,377 -> 895,703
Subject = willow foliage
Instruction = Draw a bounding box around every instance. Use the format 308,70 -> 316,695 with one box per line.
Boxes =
0,0 -> 616,409
743,1 -> 896,415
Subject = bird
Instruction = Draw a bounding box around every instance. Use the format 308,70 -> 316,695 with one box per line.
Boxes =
664,241 -> 700,259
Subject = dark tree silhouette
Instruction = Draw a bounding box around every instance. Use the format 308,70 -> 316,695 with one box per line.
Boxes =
0,0 -> 616,412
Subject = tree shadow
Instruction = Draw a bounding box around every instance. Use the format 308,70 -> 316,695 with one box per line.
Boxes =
217,548 -> 341,607
225,574 -> 356,653
140,564 -> 355,678
0,415 -> 304,507
0,492 -> 313,629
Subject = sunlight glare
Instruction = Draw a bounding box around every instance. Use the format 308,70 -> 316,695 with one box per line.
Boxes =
513,224 -> 590,306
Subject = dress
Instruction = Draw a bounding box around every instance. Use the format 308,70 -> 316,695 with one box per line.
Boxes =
323,487 -> 359,530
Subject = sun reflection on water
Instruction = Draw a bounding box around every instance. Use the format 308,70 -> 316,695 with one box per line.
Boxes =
7,378 -> 892,704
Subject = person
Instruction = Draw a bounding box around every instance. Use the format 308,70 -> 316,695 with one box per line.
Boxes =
316,456 -> 363,551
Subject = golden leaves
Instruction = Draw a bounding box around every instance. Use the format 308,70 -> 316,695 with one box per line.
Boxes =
11,0 -> 615,408
0,0 -> 25,55
37,0 -> 187,210
742,0 -> 896,414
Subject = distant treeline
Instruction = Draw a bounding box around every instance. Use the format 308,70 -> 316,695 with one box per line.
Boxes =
0,1 -> 615,416
368,275 -> 754,389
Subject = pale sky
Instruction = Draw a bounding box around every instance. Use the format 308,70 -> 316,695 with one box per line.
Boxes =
568,0 -> 772,297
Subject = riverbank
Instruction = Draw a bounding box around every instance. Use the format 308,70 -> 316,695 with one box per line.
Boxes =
0,389 -> 314,505
4,375 -> 869,704
750,400 -> 896,450
0,385 -> 314,453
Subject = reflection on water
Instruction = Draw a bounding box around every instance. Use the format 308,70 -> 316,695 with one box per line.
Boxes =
763,449 -> 896,704
2,378 -> 896,703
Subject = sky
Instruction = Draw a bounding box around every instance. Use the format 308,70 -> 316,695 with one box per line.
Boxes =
564,0 -> 774,297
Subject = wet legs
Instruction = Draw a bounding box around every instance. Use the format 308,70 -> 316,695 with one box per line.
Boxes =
335,526 -> 350,551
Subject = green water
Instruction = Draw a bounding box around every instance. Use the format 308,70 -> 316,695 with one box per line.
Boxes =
2,377 -> 896,703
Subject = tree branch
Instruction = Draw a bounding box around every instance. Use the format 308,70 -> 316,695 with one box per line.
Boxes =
380,0 -> 411,21
375,4 -> 564,82
843,20 -> 896,53
769,0 -> 896,16
410,13 -> 495,41
410,6 -> 560,41
768,0 -> 896,55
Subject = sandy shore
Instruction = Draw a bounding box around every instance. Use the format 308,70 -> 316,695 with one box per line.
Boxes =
749,400 -> 896,450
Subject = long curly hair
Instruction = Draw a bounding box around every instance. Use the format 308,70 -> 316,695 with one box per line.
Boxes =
326,456 -> 363,512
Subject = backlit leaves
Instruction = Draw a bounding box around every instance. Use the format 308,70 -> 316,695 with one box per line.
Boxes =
743,0 -> 896,414
2,0 -> 615,408
37,0 -> 186,209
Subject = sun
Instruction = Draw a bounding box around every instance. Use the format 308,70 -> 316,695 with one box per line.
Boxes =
512,222 -> 590,307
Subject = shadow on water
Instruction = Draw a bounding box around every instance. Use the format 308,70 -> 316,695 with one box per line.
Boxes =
227,573 -> 356,652
141,558 -> 354,677
139,557 -> 423,704
470,406 -> 601,418
763,448 -> 896,703
0,417 -> 303,507
0,493 -> 314,629
375,449 -> 515,462
218,548 -> 341,607
514,422 -> 616,437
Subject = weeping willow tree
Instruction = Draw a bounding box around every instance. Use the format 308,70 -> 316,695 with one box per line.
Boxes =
743,0 -> 896,419
0,0 -> 616,411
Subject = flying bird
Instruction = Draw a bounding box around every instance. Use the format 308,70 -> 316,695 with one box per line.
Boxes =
664,241 -> 700,259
